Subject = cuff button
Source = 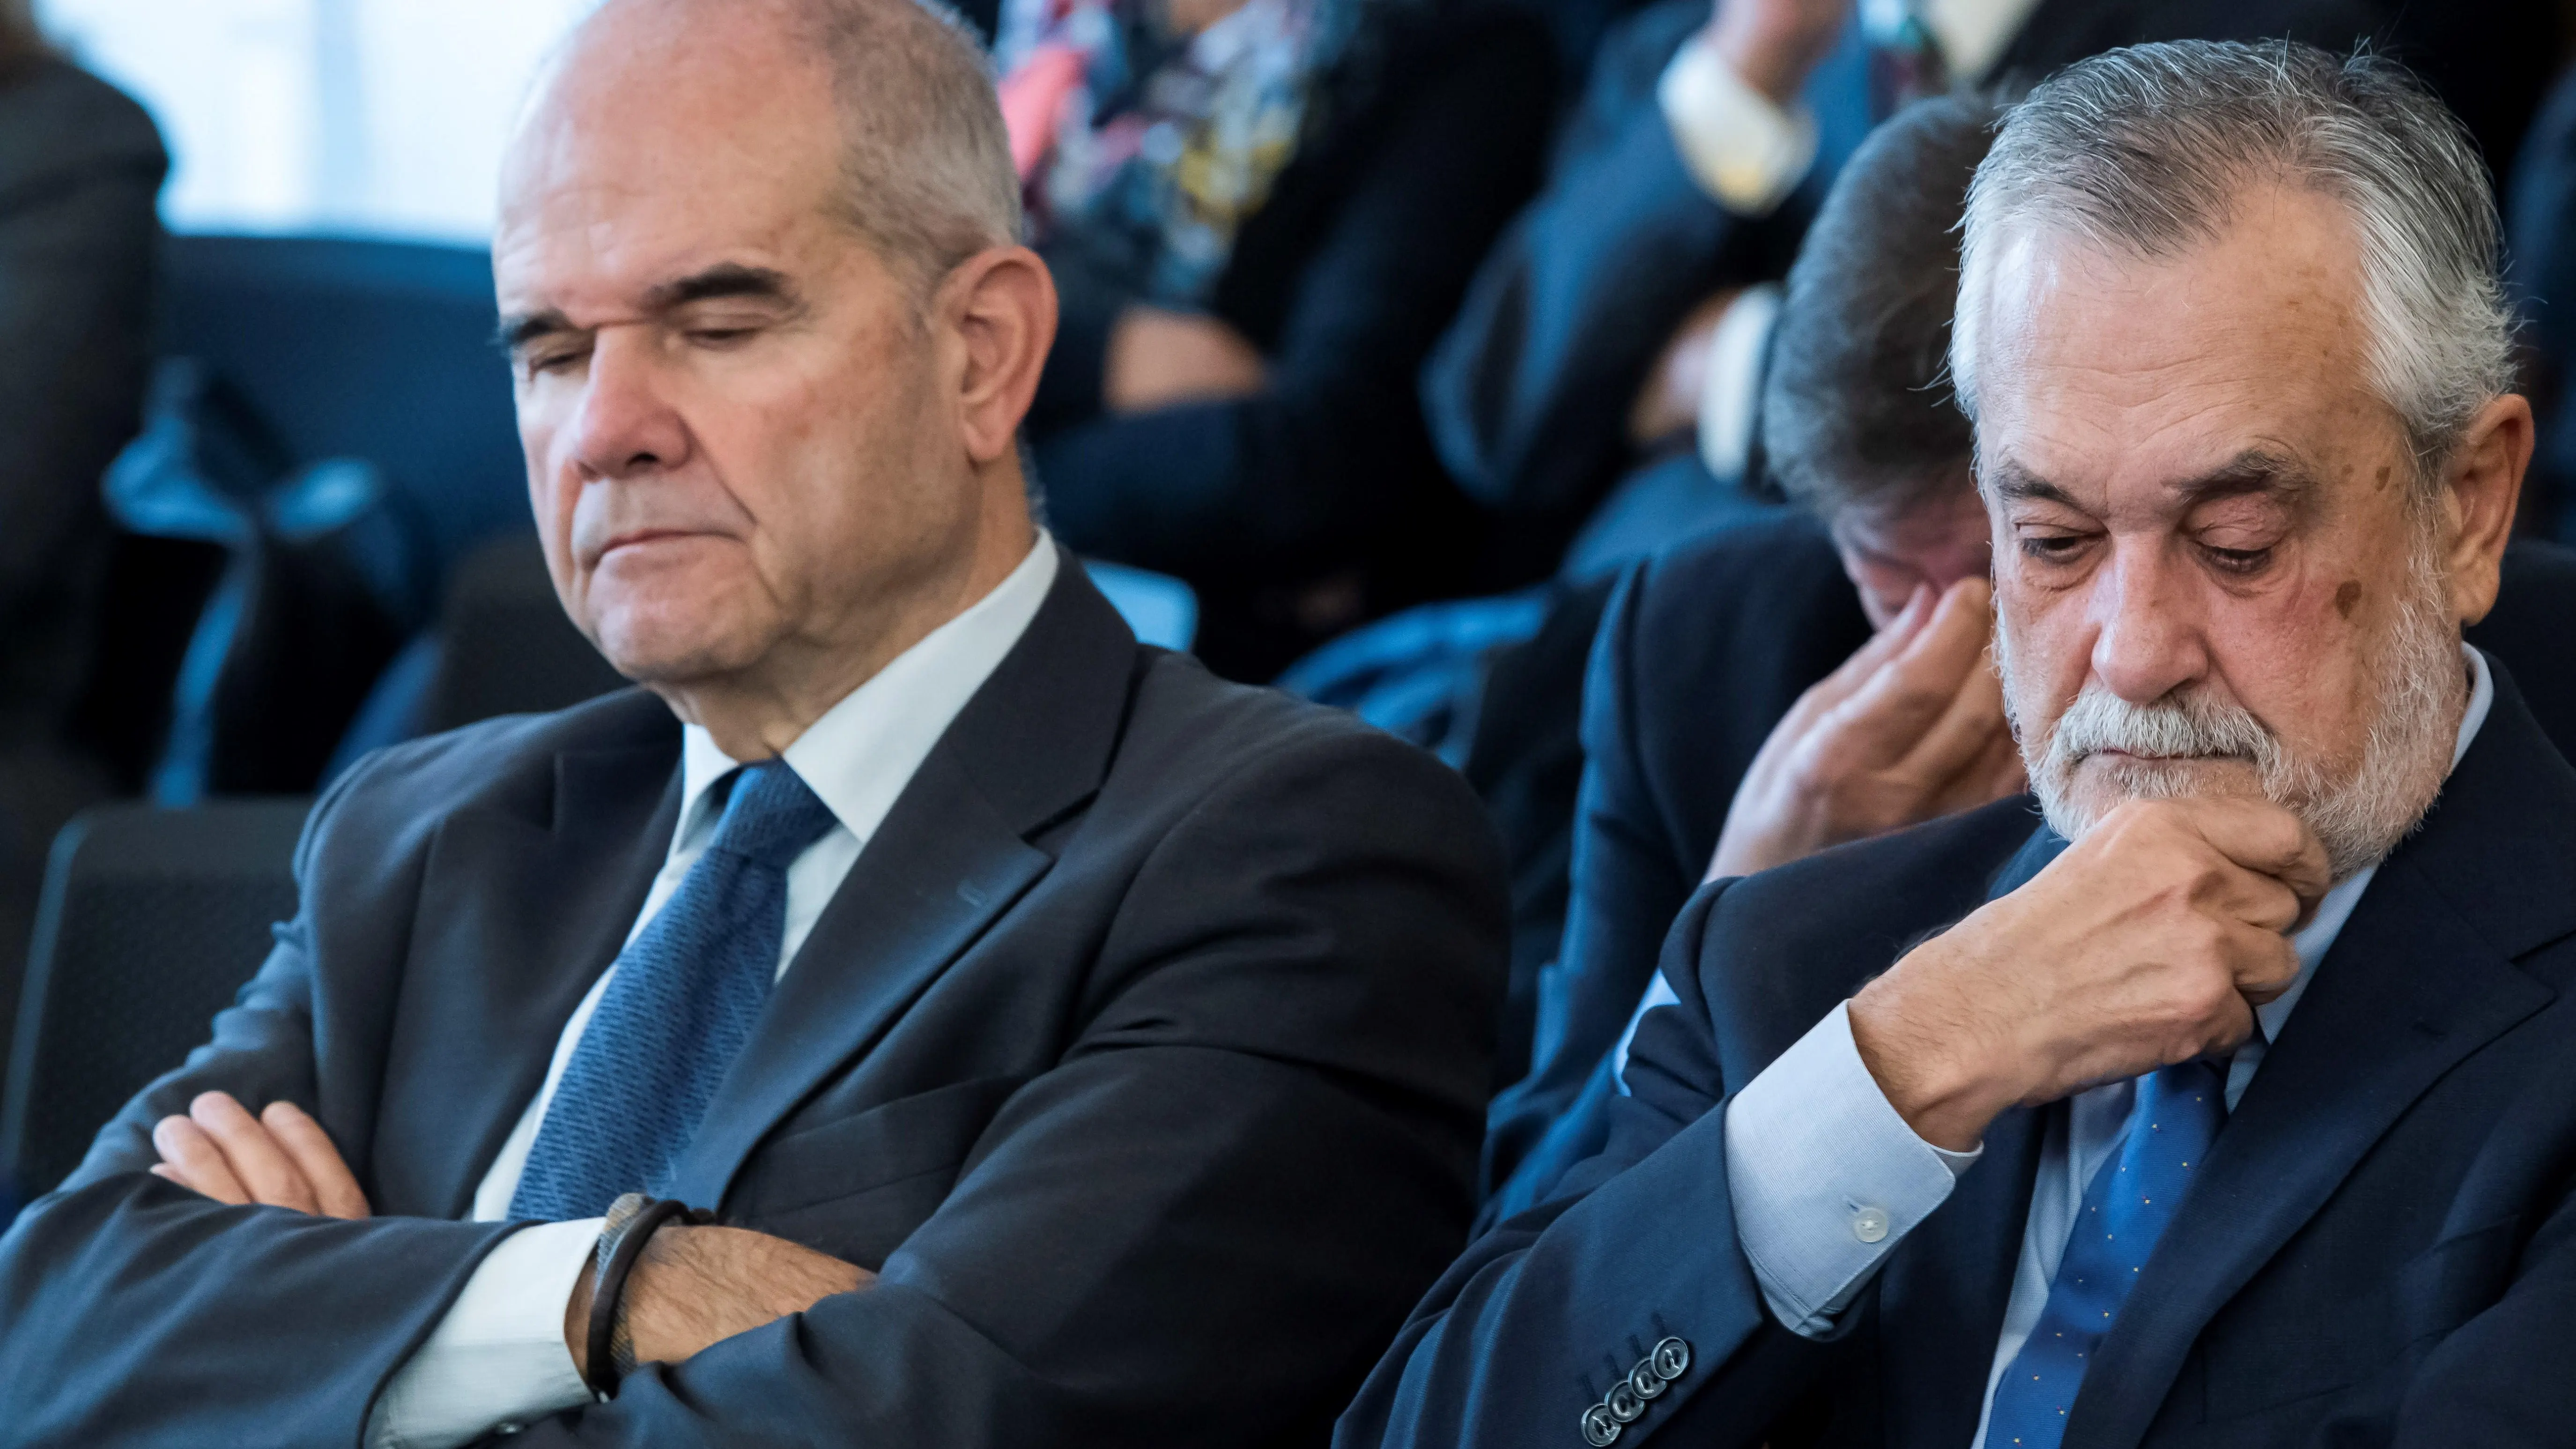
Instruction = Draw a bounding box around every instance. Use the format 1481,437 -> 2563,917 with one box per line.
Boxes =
1606,1381 -> 1646,1423
1582,1402 -> 1622,1446
1651,1336 -> 1692,1381
1851,1205 -> 1892,1243
1628,1360 -> 1667,1400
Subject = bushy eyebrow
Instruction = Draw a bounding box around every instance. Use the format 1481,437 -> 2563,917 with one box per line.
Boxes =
495,263 -> 805,353
1984,450 -> 2320,514
2171,450 -> 2318,510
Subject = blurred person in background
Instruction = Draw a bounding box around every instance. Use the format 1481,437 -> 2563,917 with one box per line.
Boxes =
1481,90 -> 2018,1218
1424,0 -> 2385,571
0,2 -> 166,1057
1007,0 -> 1554,679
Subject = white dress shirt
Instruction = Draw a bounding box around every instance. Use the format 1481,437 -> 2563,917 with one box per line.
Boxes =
365,534 -> 1059,1449
1716,645 -> 2494,1449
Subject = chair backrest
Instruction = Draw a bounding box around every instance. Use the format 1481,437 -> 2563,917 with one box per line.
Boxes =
0,800 -> 310,1206
419,532 -> 632,736
159,235 -> 525,571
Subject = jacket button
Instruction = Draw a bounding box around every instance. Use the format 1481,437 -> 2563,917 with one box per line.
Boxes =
1628,1359 -> 1666,1399
1651,1336 -> 1691,1381
1582,1403 -> 1621,1446
1606,1381 -> 1645,1423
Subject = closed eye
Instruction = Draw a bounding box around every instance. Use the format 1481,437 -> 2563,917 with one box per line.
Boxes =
2202,544 -> 2272,576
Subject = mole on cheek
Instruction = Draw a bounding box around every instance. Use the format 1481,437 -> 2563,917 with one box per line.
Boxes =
2336,579 -> 2362,619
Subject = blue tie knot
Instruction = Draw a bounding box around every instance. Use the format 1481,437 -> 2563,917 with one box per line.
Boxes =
710,761 -> 839,871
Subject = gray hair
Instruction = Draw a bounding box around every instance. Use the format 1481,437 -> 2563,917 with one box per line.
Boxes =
1952,41 -> 2513,484
791,0 -> 1023,296
1763,90 -> 2006,524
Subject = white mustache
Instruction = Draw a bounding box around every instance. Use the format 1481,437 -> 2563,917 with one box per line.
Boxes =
2046,684 -> 2280,773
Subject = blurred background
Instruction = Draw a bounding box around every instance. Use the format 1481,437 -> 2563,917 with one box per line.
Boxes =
52,0 -> 585,240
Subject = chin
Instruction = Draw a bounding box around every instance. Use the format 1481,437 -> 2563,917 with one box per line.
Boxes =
2050,755 -> 2265,836
581,588 -> 772,686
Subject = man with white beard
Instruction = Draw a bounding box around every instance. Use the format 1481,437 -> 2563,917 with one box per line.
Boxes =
1340,39 -> 2576,1449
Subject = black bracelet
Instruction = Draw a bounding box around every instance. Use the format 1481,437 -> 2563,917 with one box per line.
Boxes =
583,1193 -> 711,1397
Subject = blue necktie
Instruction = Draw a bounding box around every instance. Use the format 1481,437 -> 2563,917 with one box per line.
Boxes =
509,760 -> 839,1221
1982,1060 -> 2228,1449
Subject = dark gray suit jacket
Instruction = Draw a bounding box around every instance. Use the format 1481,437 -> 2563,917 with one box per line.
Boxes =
0,555 -> 1510,1448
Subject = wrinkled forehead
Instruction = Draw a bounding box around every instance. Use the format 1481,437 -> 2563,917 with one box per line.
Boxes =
494,5 -> 848,309
1962,190 -> 2404,515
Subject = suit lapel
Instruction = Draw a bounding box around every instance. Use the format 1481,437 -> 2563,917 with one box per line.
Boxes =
1870,824 -> 2065,1438
668,548 -> 1141,1208
2067,670 -> 2576,1449
372,698 -> 683,1218
1875,1104 -> 2044,1443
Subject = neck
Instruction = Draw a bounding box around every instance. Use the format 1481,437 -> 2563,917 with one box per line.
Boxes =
652,482 -> 1037,761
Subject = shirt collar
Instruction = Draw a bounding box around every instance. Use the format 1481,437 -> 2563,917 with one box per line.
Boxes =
670,532 -> 1060,856
2252,643 -> 2495,1043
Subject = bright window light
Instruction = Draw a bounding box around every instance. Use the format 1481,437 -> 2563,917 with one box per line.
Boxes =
38,0 -> 594,242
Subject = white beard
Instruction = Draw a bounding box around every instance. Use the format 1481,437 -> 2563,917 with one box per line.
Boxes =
1997,537 -> 2466,881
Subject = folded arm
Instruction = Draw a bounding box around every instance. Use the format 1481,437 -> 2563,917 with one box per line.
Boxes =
0,922 -> 528,1448
474,726 -> 1508,1445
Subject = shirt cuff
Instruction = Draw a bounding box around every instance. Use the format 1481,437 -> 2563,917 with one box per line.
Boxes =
1657,34 -> 1820,216
1695,283 -> 1781,480
366,1218 -> 604,1449
1724,1002 -> 1978,1337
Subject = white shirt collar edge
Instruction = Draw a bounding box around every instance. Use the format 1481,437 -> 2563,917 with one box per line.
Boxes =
670,532 -> 1059,853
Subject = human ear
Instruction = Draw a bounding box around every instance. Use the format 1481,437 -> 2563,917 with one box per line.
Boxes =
2436,393 -> 2530,626
938,245 -> 1057,465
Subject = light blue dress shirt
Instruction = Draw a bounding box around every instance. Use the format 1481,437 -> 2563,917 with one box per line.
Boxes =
1711,646 -> 2493,1449
364,536 -> 1059,1449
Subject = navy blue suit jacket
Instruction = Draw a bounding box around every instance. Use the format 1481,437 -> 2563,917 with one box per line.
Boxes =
1344,659 -> 2576,1449
1483,525 -> 2576,1222
0,555 -> 1509,1447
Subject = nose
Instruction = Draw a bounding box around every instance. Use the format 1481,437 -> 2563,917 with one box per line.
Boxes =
567,329 -> 690,482
2087,540 -> 2213,705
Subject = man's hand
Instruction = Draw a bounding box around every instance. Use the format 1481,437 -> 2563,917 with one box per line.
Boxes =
1703,0 -> 1850,107
1707,578 -> 2025,881
564,1224 -> 873,1380
1105,305 -> 1268,414
149,1091 -> 371,1219
1848,796 -> 2332,1151
1630,288 -> 1744,447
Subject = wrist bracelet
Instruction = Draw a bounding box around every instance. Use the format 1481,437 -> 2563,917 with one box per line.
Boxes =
583,1193 -> 712,1397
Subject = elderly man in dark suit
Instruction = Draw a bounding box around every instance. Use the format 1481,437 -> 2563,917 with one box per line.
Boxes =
1345,41 -> 2576,1449
0,1 -> 1506,1445
1482,86 -> 2576,1222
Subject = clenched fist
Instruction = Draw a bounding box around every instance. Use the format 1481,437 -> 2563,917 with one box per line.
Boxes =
1847,796 -> 2330,1150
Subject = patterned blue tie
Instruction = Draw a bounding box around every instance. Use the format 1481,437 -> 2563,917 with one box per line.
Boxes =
509,760 -> 839,1221
1982,1060 -> 2229,1449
